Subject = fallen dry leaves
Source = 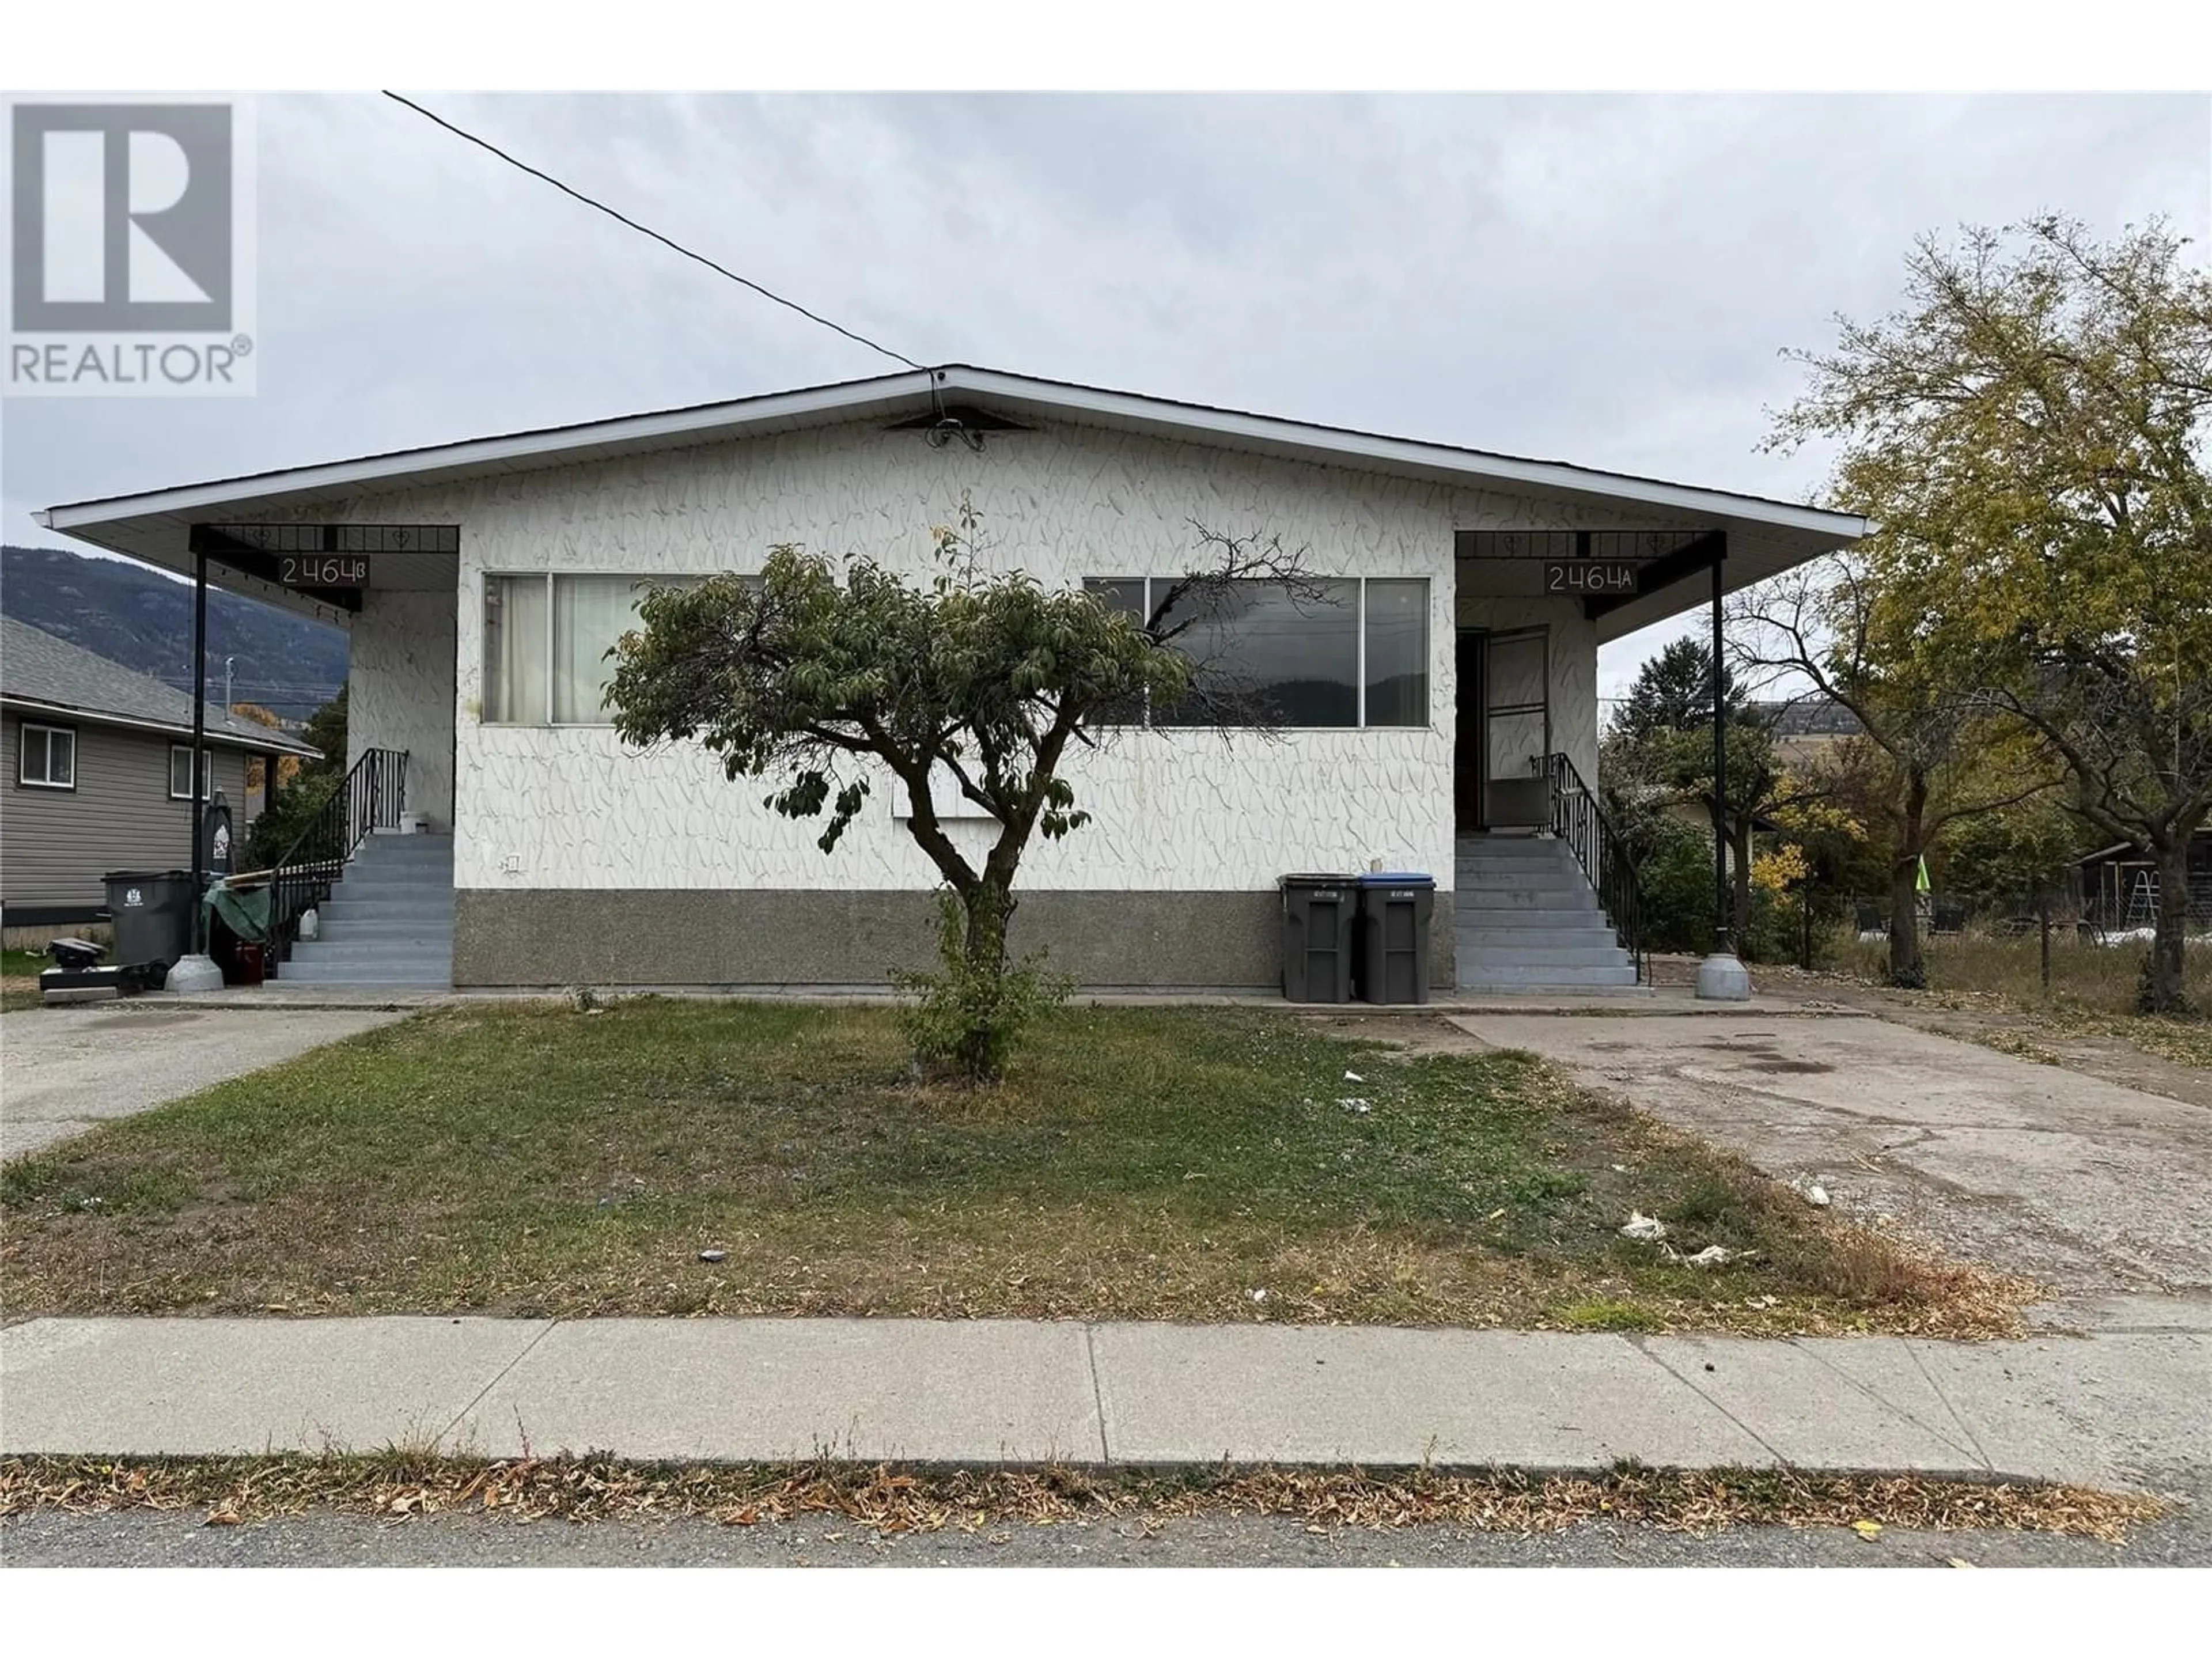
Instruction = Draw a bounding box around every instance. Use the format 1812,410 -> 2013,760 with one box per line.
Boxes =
0,1456 -> 2169,1546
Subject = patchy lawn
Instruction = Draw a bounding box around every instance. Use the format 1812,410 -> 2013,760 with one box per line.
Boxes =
1,948 -> 46,1013
0,1001 -> 2025,1334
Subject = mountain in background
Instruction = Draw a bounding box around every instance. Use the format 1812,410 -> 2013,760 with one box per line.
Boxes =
0,544 -> 347,721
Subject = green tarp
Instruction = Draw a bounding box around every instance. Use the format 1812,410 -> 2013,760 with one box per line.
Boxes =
202,880 -> 273,946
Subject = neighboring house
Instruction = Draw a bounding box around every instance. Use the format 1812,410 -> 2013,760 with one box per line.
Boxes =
37,365 -> 1865,990
2074,834 -> 2212,930
1,616 -> 323,927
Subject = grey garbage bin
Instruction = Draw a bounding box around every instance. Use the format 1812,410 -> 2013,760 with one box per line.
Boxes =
1280,874 -> 1358,1003
103,869 -> 199,972
1357,873 -> 1436,1005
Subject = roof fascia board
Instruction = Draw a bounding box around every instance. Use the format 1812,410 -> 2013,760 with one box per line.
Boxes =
39,363 -> 1863,545
0,694 -> 320,755
942,369 -> 1866,540
40,372 -> 940,529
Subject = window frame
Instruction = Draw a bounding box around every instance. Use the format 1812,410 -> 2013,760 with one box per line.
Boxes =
17,721 -> 78,790
168,744 -> 214,801
1085,574 -> 1430,732
481,570 -> 713,728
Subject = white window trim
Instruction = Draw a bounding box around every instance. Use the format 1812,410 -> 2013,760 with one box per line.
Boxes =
168,744 -> 213,801
18,721 -> 77,790
1088,574 -> 1430,733
481,571 -> 713,728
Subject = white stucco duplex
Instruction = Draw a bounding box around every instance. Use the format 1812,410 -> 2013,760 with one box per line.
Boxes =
40,366 -> 1864,989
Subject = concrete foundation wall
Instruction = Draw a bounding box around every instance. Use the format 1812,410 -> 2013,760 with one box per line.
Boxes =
453,886 -> 1456,993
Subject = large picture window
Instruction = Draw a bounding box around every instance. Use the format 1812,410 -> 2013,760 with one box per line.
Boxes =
483,573 -> 702,725
1083,576 -> 1428,729
18,722 -> 76,789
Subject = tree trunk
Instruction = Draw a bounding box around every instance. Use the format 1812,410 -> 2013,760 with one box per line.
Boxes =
963,880 -> 1013,979
2143,835 -> 2192,1014
1888,767 -> 1929,988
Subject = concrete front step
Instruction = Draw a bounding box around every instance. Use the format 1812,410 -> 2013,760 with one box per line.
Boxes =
276,962 -> 451,987
1455,885 -> 1601,909
318,897 -> 455,922
1452,910 -> 1615,933
307,920 -> 458,944
288,941 -> 453,966
1452,944 -> 1634,968
1456,963 -> 1642,988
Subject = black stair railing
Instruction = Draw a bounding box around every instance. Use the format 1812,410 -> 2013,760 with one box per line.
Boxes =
265,747 -> 408,967
1543,751 -> 1647,984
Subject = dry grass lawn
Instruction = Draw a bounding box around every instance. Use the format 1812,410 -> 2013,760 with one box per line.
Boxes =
0,1000 -> 2027,1334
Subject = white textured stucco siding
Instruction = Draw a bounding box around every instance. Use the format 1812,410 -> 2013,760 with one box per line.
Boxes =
349,588 -> 458,826
327,417 -> 1684,893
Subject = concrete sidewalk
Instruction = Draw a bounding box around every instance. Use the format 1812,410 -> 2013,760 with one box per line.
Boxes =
4,1316 -> 2206,1488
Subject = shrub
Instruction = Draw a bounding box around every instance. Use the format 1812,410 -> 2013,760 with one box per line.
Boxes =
891,889 -> 1072,1082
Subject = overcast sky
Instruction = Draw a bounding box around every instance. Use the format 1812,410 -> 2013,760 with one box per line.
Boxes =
4,92 -> 2206,699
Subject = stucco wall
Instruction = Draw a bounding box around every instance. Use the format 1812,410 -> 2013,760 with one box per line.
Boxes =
349,588 -> 457,827
324,416 -> 1685,899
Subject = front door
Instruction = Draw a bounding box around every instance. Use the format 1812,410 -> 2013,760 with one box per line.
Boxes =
1455,626 -> 1550,831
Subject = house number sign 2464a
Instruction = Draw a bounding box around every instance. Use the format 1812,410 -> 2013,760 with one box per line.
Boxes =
1543,560 -> 1639,596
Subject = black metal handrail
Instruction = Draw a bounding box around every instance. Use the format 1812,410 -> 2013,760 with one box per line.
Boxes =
264,747 -> 408,967
1544,751 -> 1647,984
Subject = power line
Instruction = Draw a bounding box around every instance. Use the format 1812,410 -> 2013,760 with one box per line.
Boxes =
382,92 -> 925,372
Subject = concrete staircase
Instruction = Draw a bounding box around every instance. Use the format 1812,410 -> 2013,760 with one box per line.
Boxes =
1453,833 -> 1643,993
278,831 -> 453,988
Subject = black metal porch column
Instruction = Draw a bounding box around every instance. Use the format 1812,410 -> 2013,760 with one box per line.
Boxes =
1710,534 -> 1730,952
190,547 -> 208,882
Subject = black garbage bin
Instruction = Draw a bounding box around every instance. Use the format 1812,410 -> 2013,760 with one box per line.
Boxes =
1279,874 -> 1358,1003
102,869 -> 199,973
1357,873 -> 1436,1005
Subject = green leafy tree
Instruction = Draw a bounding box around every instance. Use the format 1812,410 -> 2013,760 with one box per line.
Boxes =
1605,639 -> 1795,949
1770,216 -> 2212,1012
1728,554 -> 2059,986
607,508 -> 1309,1079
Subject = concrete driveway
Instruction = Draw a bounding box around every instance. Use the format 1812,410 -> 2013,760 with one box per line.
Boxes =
0,1004 -> 405,1161
1450,1013 -> 2212,1306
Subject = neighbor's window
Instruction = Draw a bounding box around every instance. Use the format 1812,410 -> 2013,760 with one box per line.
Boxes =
1082,577 -> 1428,729
483,573 -> 708,725
18,722 -> 76,789
168,744 -> 213,800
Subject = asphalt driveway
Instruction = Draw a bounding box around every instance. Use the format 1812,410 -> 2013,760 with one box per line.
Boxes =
1449,1013 -> 2212,1308
0,1004 -> 404,1162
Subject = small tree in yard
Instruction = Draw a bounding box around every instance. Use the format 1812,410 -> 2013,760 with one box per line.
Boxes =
606,509 -> 1313,1080
1728,554 -> 2060,987
1770,217 -> 2212,1013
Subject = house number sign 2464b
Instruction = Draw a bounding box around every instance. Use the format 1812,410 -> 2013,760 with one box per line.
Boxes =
1543,559 -> 1639,596
278,554 -> 370,589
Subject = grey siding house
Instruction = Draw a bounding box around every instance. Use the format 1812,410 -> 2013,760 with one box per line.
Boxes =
1,616 -> 322,927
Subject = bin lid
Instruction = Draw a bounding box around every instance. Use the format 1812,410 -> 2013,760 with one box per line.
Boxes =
1280,873 -> 1359,888
1359,872 -> 1435,887
102,869 -> 193,882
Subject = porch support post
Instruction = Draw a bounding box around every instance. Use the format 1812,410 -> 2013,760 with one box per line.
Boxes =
165,540 -> 225,993
1695,529 -> 1751,1002
1710,541 -> 1728,948
190,547 -> 208,882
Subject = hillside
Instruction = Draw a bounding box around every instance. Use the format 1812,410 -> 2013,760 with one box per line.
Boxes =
0,544 -> 347,719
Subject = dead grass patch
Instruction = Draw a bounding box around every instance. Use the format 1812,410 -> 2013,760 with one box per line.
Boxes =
0,1455 -> 2166,1545
1,1001 -> 2029,1335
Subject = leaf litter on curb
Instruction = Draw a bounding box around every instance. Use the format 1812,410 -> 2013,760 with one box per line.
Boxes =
0,1456 -> 2171,1547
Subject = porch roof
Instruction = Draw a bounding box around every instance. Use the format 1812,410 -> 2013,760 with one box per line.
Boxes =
39,364 -> 1866,638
